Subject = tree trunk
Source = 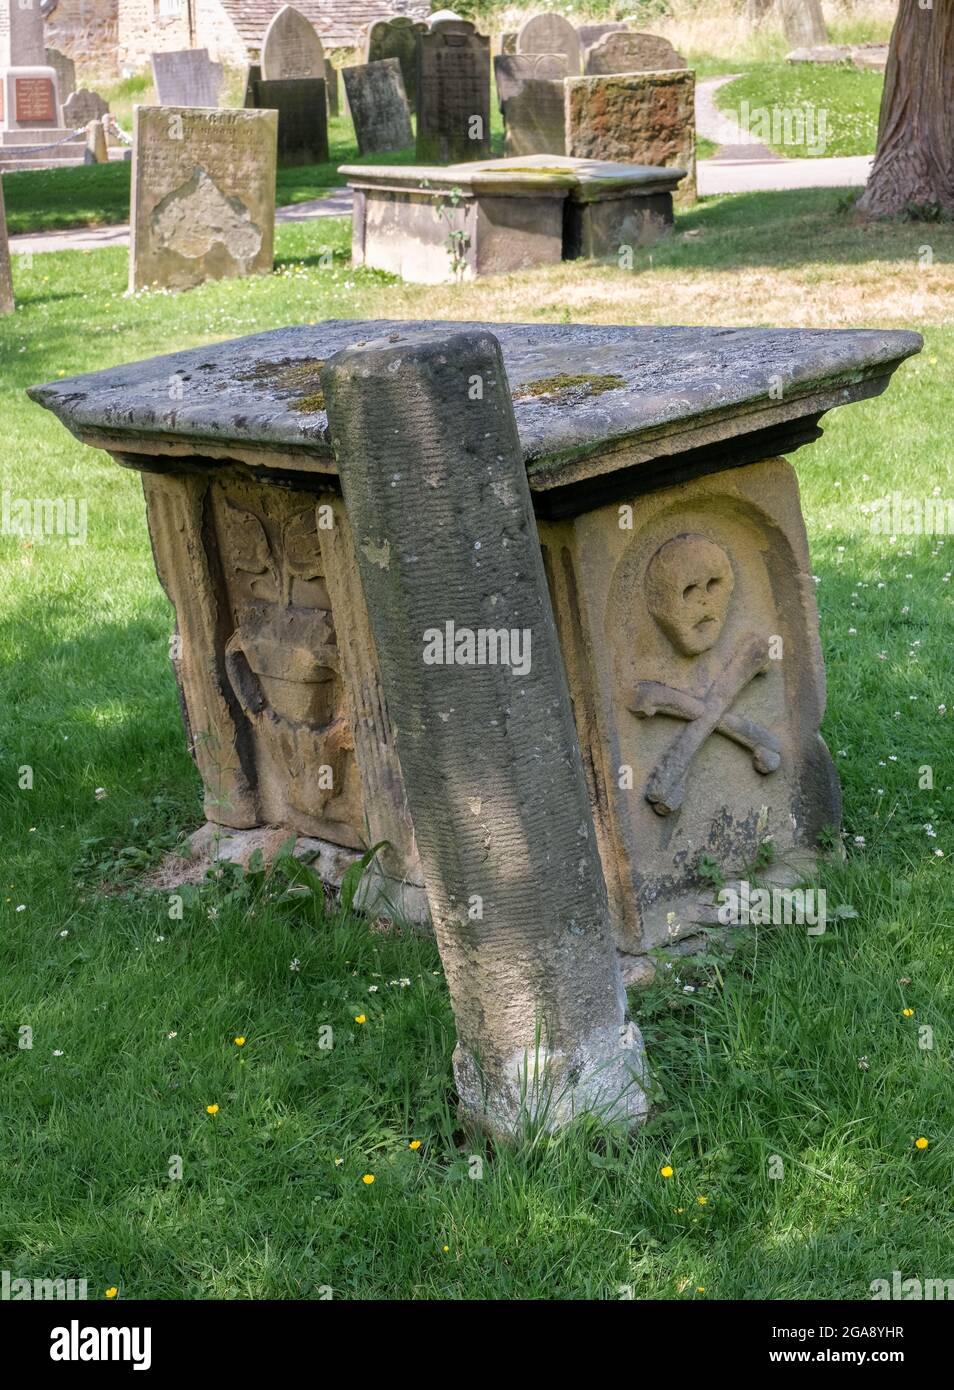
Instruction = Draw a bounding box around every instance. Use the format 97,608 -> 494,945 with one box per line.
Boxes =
776,0 -> 829,47
858,0 -> 954,218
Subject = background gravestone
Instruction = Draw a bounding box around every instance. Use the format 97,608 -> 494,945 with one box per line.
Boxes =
776,0 -> 828,48
0,176 -> 13,314
515,12 -> 582,76
260,4 -> 325,80
565,70 -> 696,204
578,22 -> 628,48
45,46 -> 75,101
343,59 -> 412,155
416,18 -> 490,164
365,15 -> 426,106
151,49 -> 223,107
63,88 -> 109,126
253,77 -> 327,165
584,31 -> 687,75
129,106 -> 277,293
494,53 -> 567,157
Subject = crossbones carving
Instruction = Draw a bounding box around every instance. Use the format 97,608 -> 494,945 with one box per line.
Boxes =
629,632 -> 781,817
630,534 -> 781,817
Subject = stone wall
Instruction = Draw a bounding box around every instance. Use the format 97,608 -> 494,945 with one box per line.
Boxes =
118,0 -> 247,72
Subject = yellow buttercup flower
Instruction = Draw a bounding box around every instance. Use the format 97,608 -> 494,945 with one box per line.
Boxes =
696,1195 -> 708,1206
409,1140 -> 422,1150
354,1014 -> 366,1024
362,1173 -> 375,1185
660,1165 -> 674,1178
206,1103 -> 219,1115
442,1245 -> 449,1253
902,1008 -> 915,1017
915,1137 -> 929,1150
105,1287 -> 118,1299
234,1036 -> 246,1046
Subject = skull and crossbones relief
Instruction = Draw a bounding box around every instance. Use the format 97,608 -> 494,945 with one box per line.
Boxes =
629,534 -> 782,817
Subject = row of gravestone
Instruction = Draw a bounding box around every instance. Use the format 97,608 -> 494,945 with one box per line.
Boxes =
501,13 -> 686,78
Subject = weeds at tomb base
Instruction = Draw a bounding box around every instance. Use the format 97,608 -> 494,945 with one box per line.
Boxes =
2,164 -> 954,1298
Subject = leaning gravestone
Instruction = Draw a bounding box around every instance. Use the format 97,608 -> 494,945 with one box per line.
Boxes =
128,106 -> 277,292
343,59 -> 412,155
0,176 -> 13,314
254,76 -> 328,165
776,0 -> 828,47
365,15 -> 426,106
63,88 -> 109,126
416,17 -> 491,163
515,12 -> 582,76
565,69 -> 697,203
45,47 -> 75,101
151,49 -> 223,108
494,53 -> 566,157
261,4 -> 325,80
584,31 -> 687,75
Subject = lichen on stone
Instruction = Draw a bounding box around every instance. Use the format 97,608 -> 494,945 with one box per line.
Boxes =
513,372 -> 626,404
237,356 -> 327,412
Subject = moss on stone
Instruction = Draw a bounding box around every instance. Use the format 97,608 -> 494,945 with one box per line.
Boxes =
514,372 -> 625,402
238,357 -> 327,412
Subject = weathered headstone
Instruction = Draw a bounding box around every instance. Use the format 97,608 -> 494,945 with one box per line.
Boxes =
776,0 -> 828,48
63,87 -> 109,125
494,53 -> 566,157
45,46 -> 75,101
416,18 -> 490,164
0,175 -> 13,314
565,70 -> 697,204
578,22 -> 628,49
515,12 -> 582,77
261,4 -> 325,81
343,59 -> 412,156
584,31 -> 687,75
151,49 -> 223,108
366,15 -> 426,106
322,328 -> 650,1137
252,77 -> 328,166
128,106 -> 277,293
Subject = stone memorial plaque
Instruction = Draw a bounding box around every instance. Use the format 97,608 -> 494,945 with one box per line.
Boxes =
515,12 -> 582,76
45,47 -> 75,101
0,176 -> 13,314
151,49 -> 222,108
565,70 -> 697,203
343,59 -> 412,155
63,87 -> 109,125
494,53 -> 566,157
584,31 -> 687,75
15,74 -> 54,122
365,15 -> 426,106
254,77 -> 328,166
416,18 -> 490,164
260,4 -> 325,81
129,105 -> 277,292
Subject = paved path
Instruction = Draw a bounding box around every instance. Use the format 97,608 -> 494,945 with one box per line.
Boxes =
9,189 -> 354,256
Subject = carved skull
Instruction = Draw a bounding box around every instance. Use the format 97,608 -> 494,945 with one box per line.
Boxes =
645,534 -> 735,656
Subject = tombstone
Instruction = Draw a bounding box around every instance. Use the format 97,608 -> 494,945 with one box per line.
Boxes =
584,31 -> 687,75
251,77 -> 328,166
565,70 -> 697,204
416,18 -> 490,164
366,15 -> 427,106
494,53 -> 566,158
1,0 -> 65,142
427,9 -> 463,25
260,4 -> 325,81
31,319 -> 920,1132
45,47 -> 75,101
63,87 -> 109,126
325,61 -> 339,118
577,22 -> 628,49
0,176 -> 13,314
515,12 -> 582,77
128,106 -> 277,293
776,0 -> 828,48
343,59 -> 412,156
151,49 -> 223,108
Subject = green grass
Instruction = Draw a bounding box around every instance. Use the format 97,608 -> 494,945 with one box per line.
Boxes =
1,189 -> 952,1299
713,62 -> 884,158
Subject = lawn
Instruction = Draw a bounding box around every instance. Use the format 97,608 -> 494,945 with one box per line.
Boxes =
713,62 -> 884,159
1,186 -> 952,1300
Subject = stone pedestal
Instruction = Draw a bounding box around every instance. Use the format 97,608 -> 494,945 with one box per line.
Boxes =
28,318 -> 920,1135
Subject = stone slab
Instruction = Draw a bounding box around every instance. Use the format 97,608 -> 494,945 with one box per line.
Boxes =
127,105 -> 277,293
252,77 -> 328,166
343,58 -> 412,156
151,48 -> 223,108
494,53 -> 566,157
30,320 -> 921,495
565,70 -> 697,204
416,17 -> 490,163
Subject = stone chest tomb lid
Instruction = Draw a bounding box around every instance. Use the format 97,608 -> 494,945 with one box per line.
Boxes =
28,319 -> 921,509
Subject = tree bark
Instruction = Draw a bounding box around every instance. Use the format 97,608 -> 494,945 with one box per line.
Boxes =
858,0 -> 954,218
